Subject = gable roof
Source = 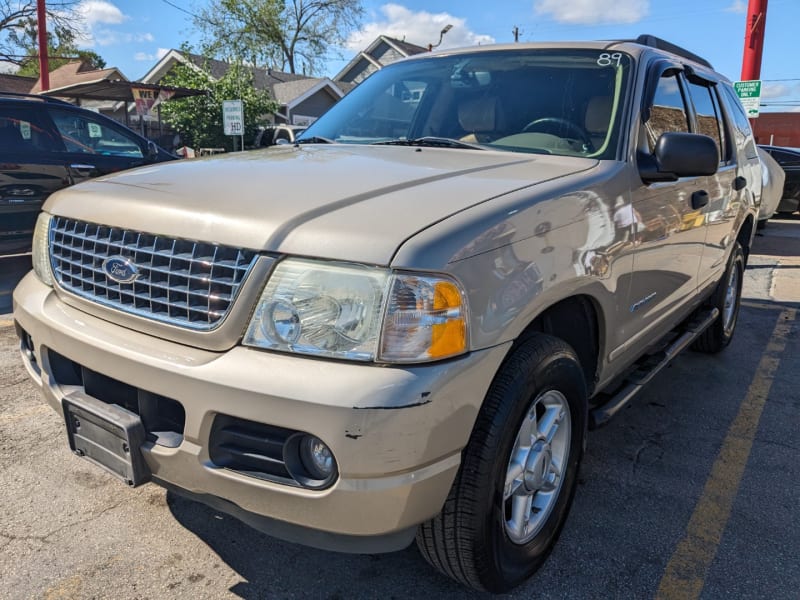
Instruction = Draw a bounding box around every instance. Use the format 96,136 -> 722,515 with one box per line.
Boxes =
138,49 -> 341,108
334,35 -> 428,82
30,61 -> 127,94
0,73 -> 36,94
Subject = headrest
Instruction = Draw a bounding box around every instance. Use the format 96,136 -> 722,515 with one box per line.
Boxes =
458,96 -> 503,132
585,96 -> 613,133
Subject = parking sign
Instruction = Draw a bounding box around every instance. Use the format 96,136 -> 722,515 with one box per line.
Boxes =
223,100 -> 244,135
733,80 -> 762,118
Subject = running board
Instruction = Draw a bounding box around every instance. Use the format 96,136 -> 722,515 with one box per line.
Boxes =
589,308 -> 719,429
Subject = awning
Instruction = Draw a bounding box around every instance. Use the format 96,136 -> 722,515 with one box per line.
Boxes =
39,80 -> 206,102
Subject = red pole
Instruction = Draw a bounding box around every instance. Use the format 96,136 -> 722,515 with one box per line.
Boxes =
741,0 -> 768,81
36,0 -> 50,91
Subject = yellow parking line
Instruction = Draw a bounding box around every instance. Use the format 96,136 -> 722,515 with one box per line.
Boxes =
656,307 -> 796,600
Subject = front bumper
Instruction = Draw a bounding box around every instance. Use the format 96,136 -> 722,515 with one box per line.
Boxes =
13,272 -> 510,552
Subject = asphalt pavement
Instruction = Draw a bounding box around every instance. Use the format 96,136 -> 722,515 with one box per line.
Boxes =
0,216 -> 798,599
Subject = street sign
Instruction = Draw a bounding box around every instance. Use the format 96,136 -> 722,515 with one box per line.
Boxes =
223,100 -> 244,135
733,80 -> 762,118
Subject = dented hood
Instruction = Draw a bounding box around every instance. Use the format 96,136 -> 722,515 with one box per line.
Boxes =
44,144 -> 596,265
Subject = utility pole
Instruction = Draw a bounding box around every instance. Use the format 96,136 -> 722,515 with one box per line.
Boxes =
512,26 -> 520,42
37,0 -> 50,91
741,0 -> 768,81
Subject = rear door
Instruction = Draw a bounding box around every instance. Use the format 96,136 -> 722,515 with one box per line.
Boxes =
0,103 -> 70,254
45,106 -> 150,184
685,77 -> 737,284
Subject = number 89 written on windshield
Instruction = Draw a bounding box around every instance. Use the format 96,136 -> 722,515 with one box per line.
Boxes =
597,53 -> 623,67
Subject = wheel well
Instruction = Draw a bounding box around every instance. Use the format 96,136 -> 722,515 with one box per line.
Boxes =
737,215 -> 754,265
515,296 -> 600,394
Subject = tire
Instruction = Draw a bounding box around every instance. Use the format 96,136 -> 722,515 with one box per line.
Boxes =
416,334 -> 587,593
693,241 -> 745,354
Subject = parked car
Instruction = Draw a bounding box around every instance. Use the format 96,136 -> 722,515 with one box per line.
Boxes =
0,93 -> 175,255
254,124 -> 307,147
759,145 -> 800,214
13,36 -> 759,593
756,146 -> 785,227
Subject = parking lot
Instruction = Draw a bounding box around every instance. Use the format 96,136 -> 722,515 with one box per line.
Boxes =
1,217 -> 798,600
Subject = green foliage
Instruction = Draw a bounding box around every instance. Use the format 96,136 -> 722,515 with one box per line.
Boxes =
1,2 -> 85,69
160,51 -> 279,151
195,0 -> 363,75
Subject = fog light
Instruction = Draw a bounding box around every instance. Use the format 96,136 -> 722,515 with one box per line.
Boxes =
300,435 -> 335,480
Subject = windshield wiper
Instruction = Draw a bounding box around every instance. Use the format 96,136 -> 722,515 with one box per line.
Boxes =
295,136 -> 334,144
372,136 -> 486,150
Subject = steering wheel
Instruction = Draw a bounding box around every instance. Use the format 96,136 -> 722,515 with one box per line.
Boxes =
522,117 -> 593,150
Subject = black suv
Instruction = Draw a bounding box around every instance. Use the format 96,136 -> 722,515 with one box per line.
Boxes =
0,93 -> 174,254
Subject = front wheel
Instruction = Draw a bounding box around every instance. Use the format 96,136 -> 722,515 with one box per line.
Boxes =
693,241 -> 745,354
416,334 -> 587,592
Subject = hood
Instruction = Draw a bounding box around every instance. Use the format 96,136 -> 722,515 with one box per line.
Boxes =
44,144 -> 597,266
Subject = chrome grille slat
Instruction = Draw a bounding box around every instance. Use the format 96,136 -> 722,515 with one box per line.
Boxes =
49,217 -> 257,330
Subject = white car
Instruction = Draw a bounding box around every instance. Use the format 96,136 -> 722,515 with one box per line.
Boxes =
756,145 -> 785,228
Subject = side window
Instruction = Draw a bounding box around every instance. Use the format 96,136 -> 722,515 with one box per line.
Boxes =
686,81 -> 727,163
48,109 -> 143,158
720,86 -> 758,159
644,73 -> 689,152
0,106 -> 61,153
770,149 -> 800,166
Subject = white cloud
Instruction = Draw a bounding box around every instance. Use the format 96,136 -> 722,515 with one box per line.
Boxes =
94,30 -> 154,46
762,83 -> 791,99
346,4 -> 494,52
725,0 -> 747,14
533,0 -> 649,25
73,1 -> 151,48
77,0 -> 126,26
134,48 -> 170,62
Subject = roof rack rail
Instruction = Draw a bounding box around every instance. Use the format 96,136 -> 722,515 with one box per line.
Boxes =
0,91 -> 73,106
634,34 -> 713,70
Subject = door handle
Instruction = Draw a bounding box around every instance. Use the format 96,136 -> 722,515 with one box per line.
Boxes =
691,190 -> 709,209
733,176 -> 747,191
70,163 -> 96,172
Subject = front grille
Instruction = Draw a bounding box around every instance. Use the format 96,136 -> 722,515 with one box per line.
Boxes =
49,217 -> 257,330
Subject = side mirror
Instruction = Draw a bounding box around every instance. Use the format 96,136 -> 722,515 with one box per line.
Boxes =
639,132 -> 719,183
146,140 -> 159,161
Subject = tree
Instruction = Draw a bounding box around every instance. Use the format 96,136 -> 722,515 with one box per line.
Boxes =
159,49 -> 279,151
194,0 -> 363,75
0,1 -> 83,68
13,16 -> 105,76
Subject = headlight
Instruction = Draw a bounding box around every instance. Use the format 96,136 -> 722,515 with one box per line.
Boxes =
32,212 -> 53,286
243,258 -> 468,363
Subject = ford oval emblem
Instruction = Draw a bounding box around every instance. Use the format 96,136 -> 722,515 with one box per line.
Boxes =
102,256 -> 139,284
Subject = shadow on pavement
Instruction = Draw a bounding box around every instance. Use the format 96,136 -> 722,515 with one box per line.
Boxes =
166,492 -> 487,599
0,255 -> 31,315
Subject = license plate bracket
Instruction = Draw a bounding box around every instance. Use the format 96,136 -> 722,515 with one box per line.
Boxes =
62,392 -> 151,487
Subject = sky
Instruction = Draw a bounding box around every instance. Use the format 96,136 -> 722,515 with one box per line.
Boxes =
58,0 -> 799,111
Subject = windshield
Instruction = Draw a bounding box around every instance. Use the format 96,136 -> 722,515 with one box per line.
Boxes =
299,49 -> 631,159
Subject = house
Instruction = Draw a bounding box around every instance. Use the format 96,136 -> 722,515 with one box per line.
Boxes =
0,73 -> 36,94
140,50 -> 345,127
333,35 -> 428,85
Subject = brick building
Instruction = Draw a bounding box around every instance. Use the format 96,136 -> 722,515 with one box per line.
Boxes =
751,112 -> 800,148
